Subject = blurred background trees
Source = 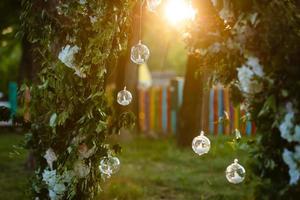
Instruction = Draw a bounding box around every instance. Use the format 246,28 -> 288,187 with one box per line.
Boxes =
0,0 -> 22,96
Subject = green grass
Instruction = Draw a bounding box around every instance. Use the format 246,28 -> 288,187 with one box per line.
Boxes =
0,133 -> 253,200
102,135 -> 253,200
0,132 -> 30,200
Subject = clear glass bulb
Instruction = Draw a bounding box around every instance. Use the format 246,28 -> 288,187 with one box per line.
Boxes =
147,0 -> 162,12
225,159 -> 246,184
99,156 -> 120,177
192,131 -> 211,156
130,40 -> 150,65
117,87 -> 132,106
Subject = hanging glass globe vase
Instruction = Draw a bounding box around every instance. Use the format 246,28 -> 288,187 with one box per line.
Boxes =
192,131 -> 211,156
117,87 -> 132,106
225,159 -> 246,184
99,156 -> 120,177
130,40 -> 150,65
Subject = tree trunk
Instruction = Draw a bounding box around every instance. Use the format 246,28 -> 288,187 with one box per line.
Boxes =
177,55 -> 203,147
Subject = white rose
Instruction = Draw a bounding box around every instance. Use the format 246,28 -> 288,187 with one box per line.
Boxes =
58,45 -> 80,69
74,160 -> 90,178
246,56 -> 264,77
44,148 -> 57,170
237,56 -> 264,95
78,143 -> 96,159
294,125 -> 300,142
49,189 -> 57,200
237,65 -> 254,93
289,167 -> 300,185
42,169 -> 57,187
89,16 -> 97,24
79,0 -> 87,5
279,112 -> 294,142
283,149 -> 296,169
282,148 -> 300,185
53,183 -> 66,195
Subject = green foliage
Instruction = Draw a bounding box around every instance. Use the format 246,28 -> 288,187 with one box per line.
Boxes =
20,0 -> 136,199
185,0 -> 300,199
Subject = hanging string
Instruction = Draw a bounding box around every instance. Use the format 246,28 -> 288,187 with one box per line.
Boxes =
139,0 -> 145,42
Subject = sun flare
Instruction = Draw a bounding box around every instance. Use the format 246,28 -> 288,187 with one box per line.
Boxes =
164,0 -> 196,25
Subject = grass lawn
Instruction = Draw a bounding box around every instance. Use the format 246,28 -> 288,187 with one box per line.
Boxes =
0,132 -> 254,200
0,132 -> 31,200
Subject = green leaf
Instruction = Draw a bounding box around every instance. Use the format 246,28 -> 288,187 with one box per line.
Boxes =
258,95 -> 276,117
96,121 -> 106,133
57,111 -> 69,125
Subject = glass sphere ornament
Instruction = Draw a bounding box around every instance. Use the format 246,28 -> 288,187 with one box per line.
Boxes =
99,156 -> 120,177
117,87 -> 132,106
225,159 -> 246,184
192,131 -> 211,156
130,40 -> 150,65
147,0 -> 162,12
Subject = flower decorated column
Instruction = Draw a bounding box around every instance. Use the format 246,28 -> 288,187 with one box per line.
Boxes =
21,0 -> 135,199
184,0 -> 300,198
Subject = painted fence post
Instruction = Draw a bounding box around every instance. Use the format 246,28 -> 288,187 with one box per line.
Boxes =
9,82 -> 18,118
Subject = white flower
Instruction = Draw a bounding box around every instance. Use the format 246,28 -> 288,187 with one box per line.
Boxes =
294,125 -> 300,142
237,65 -> 254,93
42,168 -> 72,200
283,148 -> 300,185
89,16 -> 97,24
78,143 -> 96,159
283,149 -> 297,169
44,148 -> 57,170
74,160 -> 90,178
219,8 -> 232,21
79,0 -> 87,5
246,56 -> 264,77
289,167 -> 300,185
42,169 -> 57,187
58,45 -> 80,69
279,112 -> 295,142
237,56 -> 264,94
234,129 -> 242,139
218,0 -> 233,21
49,113 -> 57,128
294,145 -> 300,161
49,189 -> 57,200
74,68 -> 86,78
53,183 -> 66,195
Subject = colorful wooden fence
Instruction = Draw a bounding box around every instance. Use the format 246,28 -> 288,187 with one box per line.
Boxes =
138,80 -> 255,136
138,78 -> 184,134
202,86 -> 256,136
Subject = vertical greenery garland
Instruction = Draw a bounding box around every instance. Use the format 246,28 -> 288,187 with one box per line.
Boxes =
185,0 -> 300,199
21,0 -> 135,199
